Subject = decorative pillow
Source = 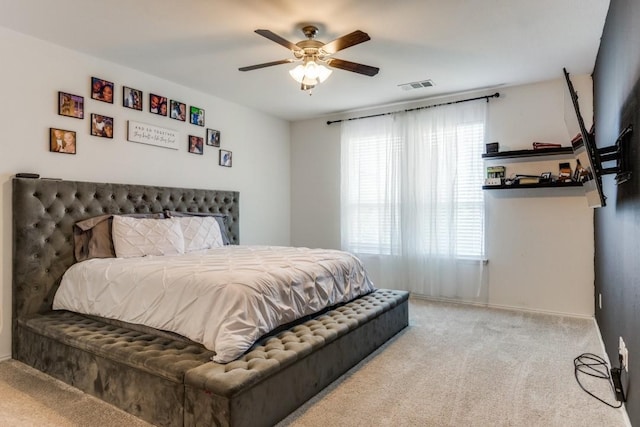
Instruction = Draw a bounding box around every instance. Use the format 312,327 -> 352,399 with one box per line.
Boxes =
164,210 -> 232,245
176,216 -> 224,252
73,213 -> 164,262
112,216 -> 185,258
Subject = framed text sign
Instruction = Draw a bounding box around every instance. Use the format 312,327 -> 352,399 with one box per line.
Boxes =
127,120 -> 179,150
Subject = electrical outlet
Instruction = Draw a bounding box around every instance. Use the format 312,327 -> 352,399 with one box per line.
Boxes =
619,337 -> 629,372
599,293 -> 602,309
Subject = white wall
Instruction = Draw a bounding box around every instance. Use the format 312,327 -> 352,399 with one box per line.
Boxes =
291,77 -> 595,317
0,27 -> 291,359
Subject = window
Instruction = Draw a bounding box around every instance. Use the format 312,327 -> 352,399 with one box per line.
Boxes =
341,102 -> 486,260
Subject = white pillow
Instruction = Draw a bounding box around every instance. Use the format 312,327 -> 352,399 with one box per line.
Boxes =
176,216 -> 224,252
112,216 -> 185,258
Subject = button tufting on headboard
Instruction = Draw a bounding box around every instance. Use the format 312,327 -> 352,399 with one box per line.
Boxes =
12,178 -> 240,334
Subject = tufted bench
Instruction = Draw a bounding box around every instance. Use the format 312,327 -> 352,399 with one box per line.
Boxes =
15,289 -> 408,427
20,311 -> 214,382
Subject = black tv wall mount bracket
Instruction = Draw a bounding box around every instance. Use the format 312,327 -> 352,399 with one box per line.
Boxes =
597,124 -> 633,184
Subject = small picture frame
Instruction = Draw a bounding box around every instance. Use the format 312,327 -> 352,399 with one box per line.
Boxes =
188,135 -> 204,155
219,149 -> 232,167
91,77 -> 114,103
50,128 -> 76,154
541,172 -> 552,180
150,93 -> 168,116
58,92 -> 84,119
190,106 -> 205,126
170,100 -> 186,121
91,114 -> 114,138
123,86 -> 143,111
206,128 -> 220,147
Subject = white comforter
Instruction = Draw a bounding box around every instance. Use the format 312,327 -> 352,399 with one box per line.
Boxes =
53,245 -> 375,363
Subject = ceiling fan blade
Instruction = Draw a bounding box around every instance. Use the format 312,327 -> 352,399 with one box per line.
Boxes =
321,30 -> 371,54
255,29 -> 301,52
238,59 -> 294,72
326,58 -> 379,76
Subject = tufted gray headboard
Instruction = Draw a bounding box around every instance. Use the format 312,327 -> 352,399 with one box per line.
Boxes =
12,177 -> 239,326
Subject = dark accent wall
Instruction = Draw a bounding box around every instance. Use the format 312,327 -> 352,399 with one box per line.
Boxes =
593,0 -> 640,423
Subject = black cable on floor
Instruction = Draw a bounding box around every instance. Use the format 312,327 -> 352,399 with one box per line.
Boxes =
573,353 -> 622,408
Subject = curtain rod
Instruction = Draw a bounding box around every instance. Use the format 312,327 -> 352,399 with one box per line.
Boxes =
326,92 -> 500,125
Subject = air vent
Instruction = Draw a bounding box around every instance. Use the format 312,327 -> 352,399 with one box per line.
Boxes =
399,79 -> 435,91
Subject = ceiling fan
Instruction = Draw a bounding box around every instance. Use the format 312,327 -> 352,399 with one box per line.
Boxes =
239,25 -> 379,91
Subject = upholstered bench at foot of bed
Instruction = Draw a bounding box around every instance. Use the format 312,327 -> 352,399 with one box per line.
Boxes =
184,289 -> 410,427
14,289 -> 409,427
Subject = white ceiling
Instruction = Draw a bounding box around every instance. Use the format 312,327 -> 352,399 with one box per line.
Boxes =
0,0 -> 610,121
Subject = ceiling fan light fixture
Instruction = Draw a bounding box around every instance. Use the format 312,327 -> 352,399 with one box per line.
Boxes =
305,61 -> 319,79
289,60 -> 333,89
289,65 -> 306,83
316,64 -> 333,83
302,75 -> 318,86
242,26 -> 377,92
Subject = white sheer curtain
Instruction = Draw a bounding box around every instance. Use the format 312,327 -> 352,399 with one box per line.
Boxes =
340,100 -> 488,302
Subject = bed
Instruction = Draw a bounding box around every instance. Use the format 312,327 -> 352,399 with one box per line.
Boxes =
12,177 -> 409,427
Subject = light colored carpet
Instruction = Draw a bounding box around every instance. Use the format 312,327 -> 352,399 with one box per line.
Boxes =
0,298 -> 628,427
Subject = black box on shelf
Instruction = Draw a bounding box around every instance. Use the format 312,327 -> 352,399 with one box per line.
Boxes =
486,142 -> 499,154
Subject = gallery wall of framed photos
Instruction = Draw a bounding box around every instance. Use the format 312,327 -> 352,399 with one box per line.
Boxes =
52,76 -> 229,167
1,25 -> 296,361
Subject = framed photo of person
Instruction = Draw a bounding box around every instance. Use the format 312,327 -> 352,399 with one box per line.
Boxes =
149,93 -> 168,116
91,77 -> 114,104
190,106 -> 205,126
90,114 -> 114,139
58,92 -> 84,119
170,100 -> 186,121
123,86 -> 143,111
50,128 -> 76,154
206,128 -> 220,147
188,135 -> 204,155
219,149 -> 232,167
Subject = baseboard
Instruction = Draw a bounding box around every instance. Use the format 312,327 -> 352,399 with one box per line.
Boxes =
0,353 -> 11,362
409,293 -> 594,319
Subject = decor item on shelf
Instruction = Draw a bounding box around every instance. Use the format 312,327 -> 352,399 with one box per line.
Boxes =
90,114 -> 113,138
540,172 -> 552,183
485,165 -> 505,185
91,77 -> 114,104
206,128 -> 220,147
58,92 -> 84,119
533,142 -> 562,149
558,162 -> 573,182
123,86 -> 143,111
239,25 -> 379,93
572,159 -> 591,182
515,175 -> 540,185
485,142 -> 499,154
149,93 -> 168,116
50,128 -> 76,154
219,149 -> 232,167
170,100 -> 186,121
190,106 -> 205,126
188,135 -> 204,155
